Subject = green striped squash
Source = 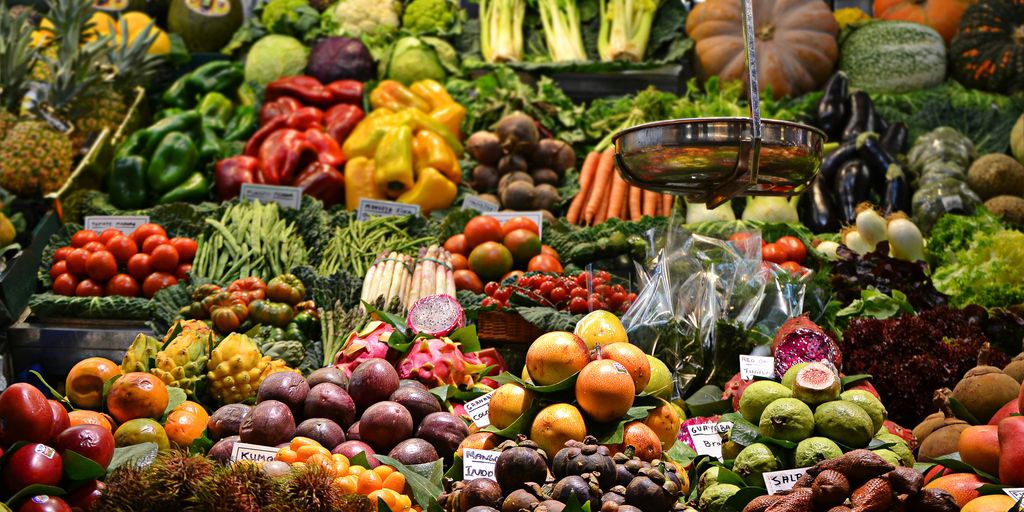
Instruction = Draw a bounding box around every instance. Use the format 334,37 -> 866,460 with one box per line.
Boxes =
839,21 -> 947,94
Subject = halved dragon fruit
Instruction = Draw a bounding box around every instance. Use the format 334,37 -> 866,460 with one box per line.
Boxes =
334,321 -> 396,377
397,337 -> 485,387
773,327 -> 842,380
721,372 -> 754,412
407,294 -> 465,337
465,347 -> 508,388
678,415 -> 721,451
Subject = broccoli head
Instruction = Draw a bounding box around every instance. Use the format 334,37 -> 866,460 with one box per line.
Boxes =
261,0 -> 319,36
401,0 -> 455,34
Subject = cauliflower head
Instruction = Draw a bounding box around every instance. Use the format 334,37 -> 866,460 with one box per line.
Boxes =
402,0 -> 455,34
323,0 -> 401,37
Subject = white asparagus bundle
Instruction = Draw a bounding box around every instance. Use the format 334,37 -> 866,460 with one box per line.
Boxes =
445,250 -> 456,297
435,249 -> 449,298
405,246 -> 428,308
359,252 -> 386,305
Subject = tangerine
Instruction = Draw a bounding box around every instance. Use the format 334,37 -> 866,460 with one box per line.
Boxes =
924,473 -> 986,507
575,360 -> 635,423
335,474 -> 359,493
644,401 -> 682,450
173,400 -> 209,425
488,383 -> 534,430
598,343 -> 651,392
66,357 -> 122,409
68,410 -> 114,432
165,410 -> 205,448
526,331 -> 591,385
958,425 -> 1000,477
616,421 -> 662,462
106,372 -> 169,424
357,468 -> 384,494
529,403 -> 587,457
961,494 -> 1017,512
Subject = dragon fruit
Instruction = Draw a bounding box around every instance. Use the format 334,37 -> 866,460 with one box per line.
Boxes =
397,337 -> 486,387
772,327 -> 842,380
151,329 -> 211,400
207,333 -> 271,404
334,321 -> 396,377
677,415 -> 722,452
883,420 -> 918,451
842,374 -> 880,398
771,315 -> 823,353
721,372 -> 754,412
465,347 -> 508,388
407,294 -> 465,337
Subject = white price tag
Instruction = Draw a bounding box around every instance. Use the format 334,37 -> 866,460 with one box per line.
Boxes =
83,216 -> 149,235
463,448 -> 499,481
240,183 -> 303,210
940,194 -> 963,212
763,467 -> 810,494
462,195 -> 500,213
1004,488 -> 1024,502
483,211 -> 544,240
230,442 -> 279,464
740,355 -> 775,380
357,199 -> 421,221
686,422 -> 733,460
464,391 -> 495,428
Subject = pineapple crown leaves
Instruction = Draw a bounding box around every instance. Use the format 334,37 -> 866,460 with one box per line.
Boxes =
105,17 -> 166,94
36,0 -> 115,118
0,2 -> 40,114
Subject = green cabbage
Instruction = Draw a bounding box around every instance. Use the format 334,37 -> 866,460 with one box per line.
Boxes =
381,36 -> 458,85
244,35 -> 309,86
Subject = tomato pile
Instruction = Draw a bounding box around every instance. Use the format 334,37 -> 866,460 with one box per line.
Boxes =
729,232 -> 809,274
481,269 -> 637,314
49,224 -> 197,298
447,215 -> 563,295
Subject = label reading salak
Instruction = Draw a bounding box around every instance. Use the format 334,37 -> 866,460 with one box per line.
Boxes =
464,391 -> 495,428
463,448 -> 499,481
763,467 -> 810,494
686,422 -> 733,460
230,442 -> 279,463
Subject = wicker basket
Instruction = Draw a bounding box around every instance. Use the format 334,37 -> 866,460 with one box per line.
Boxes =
477,311 -> 542,345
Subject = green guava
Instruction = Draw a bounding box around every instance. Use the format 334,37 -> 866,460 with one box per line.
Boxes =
699,483 -> 741,512
759,398 -> 815,442
814,401 -> 875,448
872,449 -> 903,468
875,433 -> 915,467
697,466 -> 721,494
794,436 -> 843,468
781,362 -> 810,389
733,443 -> 782,486
739,381 -> 793,423
840,390 -> 888,432
791,362 -> 841,406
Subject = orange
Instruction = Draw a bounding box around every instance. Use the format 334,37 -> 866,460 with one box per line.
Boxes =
332,454 -> 351,475
526,331 -> 591,385
598,343 -> 651,392
615,421 -> 662,462
357,468 -> 384,494
106,372 -> 169,423
297,444 -> 331,462
644,401 -> 682,450
529,403 -> 587,457
173,401 -> 209,424
488,383 -> 534,430
924,473 -> 987,508
334,475 -> 359,494
290,437 -> 323,450
575,360 -> 635,423
382,471 -> 406,493
373,465 -> 395,479
368,489 -> 401,511
961,494 -> 1017,512
66,357 -> 122,409
958,425 -> 1000,477
276,448 -> 299,464
69,410 -> 114,432
165,410 -> 205,448
456,432 -> 501,458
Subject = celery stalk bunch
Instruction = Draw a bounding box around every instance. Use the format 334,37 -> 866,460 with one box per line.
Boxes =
480,0 -> 526,62
533,0 -> 587,62
598,0 -> 665,62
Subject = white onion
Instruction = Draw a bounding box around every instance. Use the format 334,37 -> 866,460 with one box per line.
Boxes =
815,241 -> 840,261
855,205 -> 888,249
888,216 -> 925,262
844,229 -> 872,255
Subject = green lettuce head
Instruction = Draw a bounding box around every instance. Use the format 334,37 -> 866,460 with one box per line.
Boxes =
381,36 -> 458,85
244,34 -> 309,86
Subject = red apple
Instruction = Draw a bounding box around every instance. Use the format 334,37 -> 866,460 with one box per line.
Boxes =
64,480 -> 105,511
54,425 -> 114,469
48,401 -> 70,442
17,495 -> 71,512
2,443 -> 63,492
0,384 -> 53,445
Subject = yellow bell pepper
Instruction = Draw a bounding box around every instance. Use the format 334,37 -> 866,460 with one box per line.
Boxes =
403,108 -> 463,156
341,108 -> 396,159
410,79 -> 456,110
397,167 -> 457,214
374,124 -> 415,197
370,80 -> 431,113
429,103 -> 466,141
344,157 -> 385,210
412,130 -> 460,184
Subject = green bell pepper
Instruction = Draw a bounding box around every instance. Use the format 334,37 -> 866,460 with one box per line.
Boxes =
108,156 -> 150,209
199,123 -> 224,162
292,312 -> 318,339
197,92 -> 233,131
158,172 -> 208,204
223,105 -> 257,142
141,110 -> 201,156
186,61 -> 243,96
162,74 -> 195,109
237,82 -> 259,107
154,108 -> 187,122
147,132 -> 198,193
284,322 -> 308,344
115,130 -> 147,159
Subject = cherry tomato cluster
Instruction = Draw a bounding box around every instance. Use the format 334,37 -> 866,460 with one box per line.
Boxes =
49,224 -> 197,298
481,269 -> 637,314
728,232 -> 808,275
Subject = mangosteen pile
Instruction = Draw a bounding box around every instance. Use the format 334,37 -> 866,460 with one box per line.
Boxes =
437,436 -> 688,512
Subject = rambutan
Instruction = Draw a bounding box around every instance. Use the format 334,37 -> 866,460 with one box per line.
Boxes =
96,466 -> 151,511
141,450 -> 218,511
268,465 -> 344,511
188,462 -> 278,511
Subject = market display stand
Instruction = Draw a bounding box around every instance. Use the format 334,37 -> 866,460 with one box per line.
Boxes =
6,319 -> 150,385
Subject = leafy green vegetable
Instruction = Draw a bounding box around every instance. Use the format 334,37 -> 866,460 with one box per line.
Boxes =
926,208 -> 1004,268
380,36 -> 459,85
402,0 -> 459,34
261,0 -> 321,39
933,228 -> 1024,308
244,35 -> 309,86
29,293 -> 153,320
836,287 -> 915,320
534,0 -> 587,62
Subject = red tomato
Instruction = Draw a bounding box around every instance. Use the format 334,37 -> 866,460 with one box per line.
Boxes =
71,230 -> 99,248
451,253 -> 468,271
483,281 -> 499,296
569,296 -> 589,314
728,232 -> 753,244
53,247 -> 74,262
130,224 -> 166,246
453,269 -> 483,294
85,251 -> 117,282
443,234 -> 469,256
501,216 -> 539,237
775,236 -> 807,264
463,217 -> 504,249
82,241 -> 106,253
550,286 -> 568,303
105,235 -> 137,264
149,244 -> 180,272
780,261 -> 805,275
49,261 -> 68,281
142,235 -> 169,254
142,272 -> 177,298
169,238 -> 197,263
541,245 -> 559,259
126,253 -> 152,282
175,264 -> 191,280
99,228 -> 122,245
106,274 -> 140,297
762,243 -> 788,264
65,249 -> 90,277
528,254 -> 563,273
52,274 -> 78,296
76,279 -> 105,297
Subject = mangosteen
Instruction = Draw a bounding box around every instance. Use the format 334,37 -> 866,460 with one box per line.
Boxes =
460,478 -> 503,511
535,500 -> 566,512
501,489 -> 540,512
624,471 -> 672,512
552,436 -> 615,490
601,486 -> 626,507
551,475 -> 600,504
466,507 -> 500,512
494,437 -> 549,494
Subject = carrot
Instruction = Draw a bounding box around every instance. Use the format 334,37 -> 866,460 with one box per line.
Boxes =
595,172 -> 614,224
643,189 -> 659,217
566,151 -> 600,224
620,190 -> 629,219
629,186 -> 642,221
662,194 -> 674,217
584,148 -> 615,225
607,171 -> 628,221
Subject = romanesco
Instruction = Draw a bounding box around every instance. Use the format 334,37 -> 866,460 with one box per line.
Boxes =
322,0 -> 401,38
402,0 -> 454,34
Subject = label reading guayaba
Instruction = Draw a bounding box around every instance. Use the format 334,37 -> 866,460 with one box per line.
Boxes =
230,442 -> 279,464
240,183 -> 302,210
1004,488 -> 1024,501
764,467 -> 810,495
484,211 -> 544,240
84,216 -> 150,235
740,355 -> 775,380
462,195 -> 500,213
464,391 -> 494,428
687,422 -> 733,460
357,199 -> 421,221
463,448 -> 499,481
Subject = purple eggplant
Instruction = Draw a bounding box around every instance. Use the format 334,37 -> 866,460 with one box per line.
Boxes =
880,122 -> 909,155
817,72 -> 848,140
800,174 -> 840,233
842,92 -> 877,142
835,159 -> 873,223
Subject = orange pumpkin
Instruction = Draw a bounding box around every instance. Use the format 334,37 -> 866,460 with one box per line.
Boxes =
685,0 -> 839,100
874,0 -> 977,43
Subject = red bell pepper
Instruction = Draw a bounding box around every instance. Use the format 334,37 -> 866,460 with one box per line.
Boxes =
244,116 -> 289,157
265,76 -> 333,106
214,155 -> 258,200
285,107 -> 324,132
326,80 -> 364,105
324,104 -> 364,146
257,129 -> 318,185
293,161 -> 344,207
260,97 -> 302,125
304,128 -> 345,167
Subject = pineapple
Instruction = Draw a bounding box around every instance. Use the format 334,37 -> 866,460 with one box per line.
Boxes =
0,121 -> 74,195
152,329 -> 211,400
207,333 -> 271,405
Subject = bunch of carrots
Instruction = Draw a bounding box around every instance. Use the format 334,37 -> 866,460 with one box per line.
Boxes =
566,147 -> 675,226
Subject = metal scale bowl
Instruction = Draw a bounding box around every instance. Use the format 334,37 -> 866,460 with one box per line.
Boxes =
611,0 -> 826,208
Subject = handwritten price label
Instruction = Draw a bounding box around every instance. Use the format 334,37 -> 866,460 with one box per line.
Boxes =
357,199 -> 421,221
464,391 -> 494,428
83,216 -> 150,235
740,355 -> 775,380
240,183 -> 302,209
463,448 -> 499,481
230,442 -> 279,464
687,422 -> 733,460
764,468 -> 810,494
